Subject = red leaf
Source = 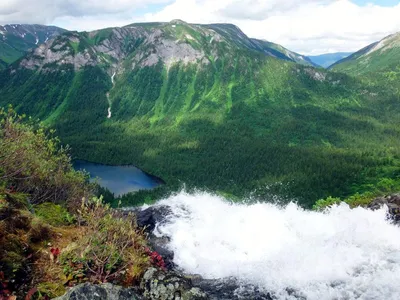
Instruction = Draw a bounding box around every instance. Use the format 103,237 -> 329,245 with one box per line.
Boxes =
25,288 -> 37,300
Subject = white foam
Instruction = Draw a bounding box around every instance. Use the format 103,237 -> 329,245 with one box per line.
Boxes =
106,72 -> 116,119
154,192 -> 400,300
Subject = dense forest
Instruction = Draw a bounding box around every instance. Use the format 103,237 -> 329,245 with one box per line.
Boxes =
1,22 -> 400,208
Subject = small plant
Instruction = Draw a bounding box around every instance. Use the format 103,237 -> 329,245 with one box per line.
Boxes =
312,196 -> 341,211
60,196 -> 150,285
35,203 -> 75,226
146,248 -> 166,270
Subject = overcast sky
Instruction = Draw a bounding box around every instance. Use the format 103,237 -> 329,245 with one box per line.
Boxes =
1,0 -> 400,55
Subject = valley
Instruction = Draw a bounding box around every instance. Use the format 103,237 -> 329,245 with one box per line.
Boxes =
1,8 -> 400,299
1,21 -> 400,208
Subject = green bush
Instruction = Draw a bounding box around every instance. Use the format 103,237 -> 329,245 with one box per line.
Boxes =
312,196 -> 341,211
35,202 -> 75,226
60,197 -> 150,285
0,106 -> 94,210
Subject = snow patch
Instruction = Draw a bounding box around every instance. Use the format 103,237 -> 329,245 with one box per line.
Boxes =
185,34 -> 194,40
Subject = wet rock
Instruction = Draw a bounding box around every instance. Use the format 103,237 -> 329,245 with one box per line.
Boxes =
131,206 -> 175,269
135,206 -> 172,233
192,277 -> 273,300
141,267 -> 208,300
368,194 -> 400,224
54,283 -> 143,300
148,236 -> 175,269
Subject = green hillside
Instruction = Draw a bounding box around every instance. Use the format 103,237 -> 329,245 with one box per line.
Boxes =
0,24 -> 65,66
331,32 -> 400,90
1,21 -> 400,207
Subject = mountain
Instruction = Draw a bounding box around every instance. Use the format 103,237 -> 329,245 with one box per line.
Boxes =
0,24 -> 66,67
308,52 -> 353,68
1,20 -> 400,207
201,24 -> 315,66
251,39 -> 317,66
331,32 -> 400,78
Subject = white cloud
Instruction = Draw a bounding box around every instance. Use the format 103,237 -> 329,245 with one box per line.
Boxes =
0,0 -> 171,26
143,0 -> 400,55
1,0 -> 400,54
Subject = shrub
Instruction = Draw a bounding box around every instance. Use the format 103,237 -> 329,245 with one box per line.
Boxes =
312,196 -> 341,211
0,106 -> 93,209
60,197 -> 150,285
35,202 -> 75,226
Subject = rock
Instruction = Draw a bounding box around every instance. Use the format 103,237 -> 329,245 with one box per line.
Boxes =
129,206 -> 175,269
135,206 -> 172,234
148,236 -> 175,269
192,277 -> 273,300
54,283 -> 143,300
141,268 -> 208,300
368,194 -> 400,224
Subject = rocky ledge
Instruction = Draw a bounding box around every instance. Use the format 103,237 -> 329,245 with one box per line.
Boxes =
54,283 -> 143,300
56,194 -> 400,299
368,193 -> 400,224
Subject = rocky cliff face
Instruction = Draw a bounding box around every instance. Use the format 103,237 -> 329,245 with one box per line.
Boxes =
15,20 -> 315,74
18,21 -> 220,72
0,24 -> 65,65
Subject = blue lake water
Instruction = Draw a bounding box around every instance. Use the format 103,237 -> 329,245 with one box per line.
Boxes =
73,160 -> 162,196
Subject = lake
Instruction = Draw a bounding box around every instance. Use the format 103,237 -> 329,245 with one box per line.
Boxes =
73,160 -> 163,196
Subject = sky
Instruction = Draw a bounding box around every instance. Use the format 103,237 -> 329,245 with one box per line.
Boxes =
1,0 -> 400,55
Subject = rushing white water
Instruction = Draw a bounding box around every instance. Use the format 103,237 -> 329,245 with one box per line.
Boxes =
107,72 -> 116,119
153,192 -> 400,300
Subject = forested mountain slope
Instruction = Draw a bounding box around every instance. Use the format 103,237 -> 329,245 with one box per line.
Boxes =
331,32 -> 400,86
0,24 -> 65,68
1,20 -> 400,207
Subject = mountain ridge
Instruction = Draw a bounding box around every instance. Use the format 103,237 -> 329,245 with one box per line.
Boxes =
0,24 -> 66,68
330,31 -> 400,78
11,20 -> 316,74
1,21 -> 400,207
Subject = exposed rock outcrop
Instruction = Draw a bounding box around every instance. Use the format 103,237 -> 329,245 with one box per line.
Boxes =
141,268 -> 207,300
130,206 -> 175,269
54,283 -> 143,300
368,193 -> 400,224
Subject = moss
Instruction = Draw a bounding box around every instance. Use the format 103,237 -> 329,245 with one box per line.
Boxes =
0,207 -> 32,233
37,282 -> 66,298
35,203 -> 75,226
0,234 -> 29,279
1,251 -> 25,275
4,192 -> 30,209
28,219 -> 53,243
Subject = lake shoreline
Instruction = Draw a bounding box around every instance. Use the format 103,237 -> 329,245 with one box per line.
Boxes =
73,159 -> 166,196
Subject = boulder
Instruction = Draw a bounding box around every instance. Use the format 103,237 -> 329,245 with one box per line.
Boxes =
134,206 -> 172,234
132,206 -> 175,269
140,267 -> 207,300
53,283 -> 143,300
368,193 -> 400,224
192,277 -> 273,300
